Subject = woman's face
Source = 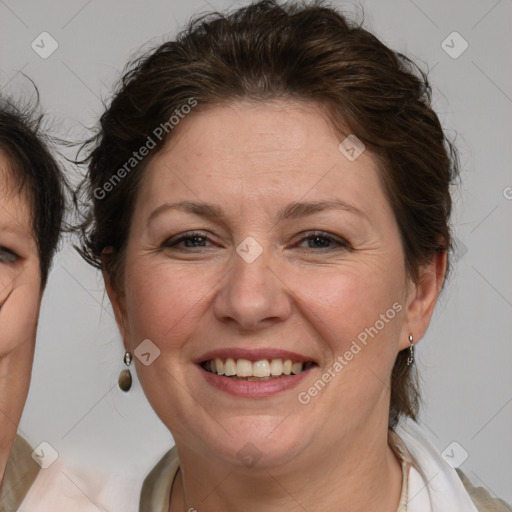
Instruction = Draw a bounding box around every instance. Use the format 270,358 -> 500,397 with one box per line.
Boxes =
110,101 -> 440,468
0,153 -> 41,423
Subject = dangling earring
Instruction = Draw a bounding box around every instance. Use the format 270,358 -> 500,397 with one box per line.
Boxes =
118,351 -> 133,392
406,334 -> 415,366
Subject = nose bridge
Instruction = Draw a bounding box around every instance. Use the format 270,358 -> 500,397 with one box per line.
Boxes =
214,235 -> 289,329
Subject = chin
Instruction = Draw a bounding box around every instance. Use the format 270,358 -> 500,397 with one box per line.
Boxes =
195,415 -> 313,470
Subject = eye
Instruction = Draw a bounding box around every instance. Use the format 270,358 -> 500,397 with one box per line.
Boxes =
0,246 -> 19,264
295,231 -> 350,251
162,232 -> 214,250
161,230 -> 350,253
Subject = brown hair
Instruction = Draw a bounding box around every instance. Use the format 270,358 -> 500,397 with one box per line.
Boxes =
76,0 -> 459,428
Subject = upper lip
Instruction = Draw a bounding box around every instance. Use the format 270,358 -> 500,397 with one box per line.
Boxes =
195,348 -> 316,364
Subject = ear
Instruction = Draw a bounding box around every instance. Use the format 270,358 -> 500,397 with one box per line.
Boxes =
101,250 -> 128,349
399,250 -> 447,350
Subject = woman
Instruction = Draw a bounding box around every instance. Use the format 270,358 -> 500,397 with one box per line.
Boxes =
77,1 -> 510,510
0,94 -> 64,510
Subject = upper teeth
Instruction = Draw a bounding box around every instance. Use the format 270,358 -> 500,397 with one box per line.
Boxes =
205,358 -> 305,377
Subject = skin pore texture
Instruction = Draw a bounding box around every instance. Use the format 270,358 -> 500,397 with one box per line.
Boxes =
106,101 -> 446,512
0,152 -> 41,484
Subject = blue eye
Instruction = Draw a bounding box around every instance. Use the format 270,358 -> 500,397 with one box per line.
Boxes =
0,246 -> 19,264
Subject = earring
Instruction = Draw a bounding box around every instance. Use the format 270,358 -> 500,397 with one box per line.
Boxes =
406,334 -> 415,366
118,351 -> 133,392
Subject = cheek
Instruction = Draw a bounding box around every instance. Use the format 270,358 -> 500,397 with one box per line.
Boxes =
294,267 -> 406,425
123,260 -> 216,352
0,267 -> 17,302
293,263 -> 406,346
0,282 -> 41,356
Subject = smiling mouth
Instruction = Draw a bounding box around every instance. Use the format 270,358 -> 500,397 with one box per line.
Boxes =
200,358 -> 317,381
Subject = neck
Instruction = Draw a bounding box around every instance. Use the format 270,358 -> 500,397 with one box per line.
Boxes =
170,419 -> 402,512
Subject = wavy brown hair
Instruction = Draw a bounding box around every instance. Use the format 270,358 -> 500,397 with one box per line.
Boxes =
76,0 -> 459,428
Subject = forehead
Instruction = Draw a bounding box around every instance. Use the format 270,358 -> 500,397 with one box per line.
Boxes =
0,150 -> 33,237
138,100 -> 386,215
136,101 -> 392,228
159,100 -> 344,169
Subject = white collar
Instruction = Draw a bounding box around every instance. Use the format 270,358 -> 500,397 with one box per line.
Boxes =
393,419 -> 479,511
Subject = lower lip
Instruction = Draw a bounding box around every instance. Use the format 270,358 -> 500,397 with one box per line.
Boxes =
198,365 -> 313,398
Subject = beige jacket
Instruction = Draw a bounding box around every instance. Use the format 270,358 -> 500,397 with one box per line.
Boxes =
0,436 -> 40,512
456,470 -> 511,512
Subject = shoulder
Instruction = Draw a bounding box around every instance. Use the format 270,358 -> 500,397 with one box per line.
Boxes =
0,435 -> 40,511
391,420 -> 510,511
140,445 -> 180,512
456,469 -> 512,512
19,454 -> 141,512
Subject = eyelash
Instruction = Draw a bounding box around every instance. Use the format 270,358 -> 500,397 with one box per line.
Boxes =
163,231 -> 350,252
0,246 -> 19,264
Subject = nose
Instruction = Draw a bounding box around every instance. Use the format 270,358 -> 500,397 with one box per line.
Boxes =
212,242 -> 292,331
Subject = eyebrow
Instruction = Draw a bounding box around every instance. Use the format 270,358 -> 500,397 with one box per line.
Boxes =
147,199 -> 367,226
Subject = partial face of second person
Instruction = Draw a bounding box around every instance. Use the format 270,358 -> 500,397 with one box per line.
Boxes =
107,100 -> 442,471
0,152 -> 41,464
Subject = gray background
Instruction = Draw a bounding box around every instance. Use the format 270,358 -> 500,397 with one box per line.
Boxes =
1,0 -> 511,507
